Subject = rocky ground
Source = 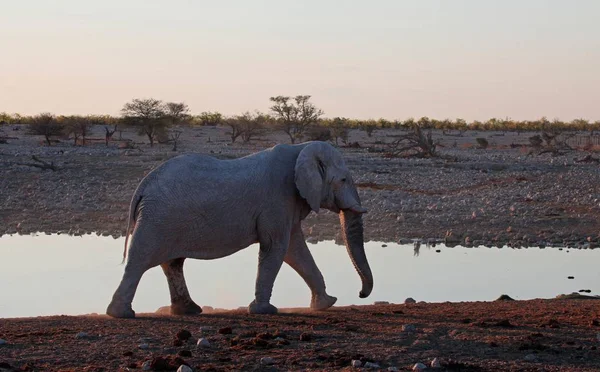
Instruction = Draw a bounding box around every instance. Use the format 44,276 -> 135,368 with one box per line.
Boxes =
1,124 -> 599,247
2,299 -> 600,371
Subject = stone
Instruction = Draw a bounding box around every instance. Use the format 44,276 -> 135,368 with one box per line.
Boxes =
495,294 -> 514,301
404,297 -> 416,304
0,339 -> 7,346
218,326 -> 232,334
524,354 -> 537,362
402,324 -> 416,333
374,301 -> 389,305
199,326 -> 214,333
142,360 -> 152,371
177,366 -> 193,372
138,343 -> 149,350
75,332 -> 88,339
176,329 -> 192,341
412,363 -> 427,370
260,357 -> 274,365
431,357 -> 441,368
196,338 -> 210,348
387,368 -> 399,372
351,360 -> 363,367
299,332 -> 313,341
364,361 -> 381,369
178,350 -> 192,357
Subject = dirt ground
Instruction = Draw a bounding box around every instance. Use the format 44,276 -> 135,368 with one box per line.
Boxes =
1,124 -> 600,247
2,299 -> 600,371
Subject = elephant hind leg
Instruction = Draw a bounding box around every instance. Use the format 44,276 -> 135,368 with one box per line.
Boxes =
161,258 -> 202,315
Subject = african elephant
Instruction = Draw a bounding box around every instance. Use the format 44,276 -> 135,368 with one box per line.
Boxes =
106,141 -> 373,318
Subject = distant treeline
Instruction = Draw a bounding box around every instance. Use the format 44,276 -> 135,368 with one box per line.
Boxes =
2,112 -> 598,133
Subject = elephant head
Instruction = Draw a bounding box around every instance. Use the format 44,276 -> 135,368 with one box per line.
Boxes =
295,142 -> 373,298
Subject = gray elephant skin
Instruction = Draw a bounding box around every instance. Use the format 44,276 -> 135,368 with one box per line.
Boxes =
106,141 -> 373,318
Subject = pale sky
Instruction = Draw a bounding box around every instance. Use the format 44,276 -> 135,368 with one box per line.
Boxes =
1,0 -> 599,121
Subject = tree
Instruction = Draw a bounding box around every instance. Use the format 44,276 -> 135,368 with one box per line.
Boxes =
28,113 -> 64,146
121,98 -> 169,147
165,102 -> 191,125
197,111 -> 222,126
224,116 -> 244,143
269,95 -> 323,143
330,117 -> 350,146
240,111 -> 269,143
62,116 -> 91,146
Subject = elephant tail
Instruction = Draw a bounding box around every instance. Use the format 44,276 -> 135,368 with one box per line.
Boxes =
121,193 -> 143,264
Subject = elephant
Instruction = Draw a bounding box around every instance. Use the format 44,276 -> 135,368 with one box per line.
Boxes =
106,141 -> 373,318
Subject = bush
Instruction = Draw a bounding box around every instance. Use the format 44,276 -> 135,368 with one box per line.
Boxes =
476,137 -> 489,149
306,126 -> 332,141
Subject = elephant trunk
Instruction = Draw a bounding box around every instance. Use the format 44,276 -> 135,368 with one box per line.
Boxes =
339,209 -> 373,298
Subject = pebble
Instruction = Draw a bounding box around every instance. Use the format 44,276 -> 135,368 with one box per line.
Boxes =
260,357 -> 274,365
142,360 -> 152,371
524,354 -> 537,362
0,339 -> 7,345
364,361 -> 381,369
199,326 -> 214,333
431,357 -> 441,368
413,363 -> 427,370
177,366 -> 193,372
139,343 -> 149,350
404,297 -> 416,304
351,360 -> 363,367
387,368 -> 399,372
196,338 -> 210,348
218,326 -> 232,334
75,332 -> 88,339
402,324 -> 416,333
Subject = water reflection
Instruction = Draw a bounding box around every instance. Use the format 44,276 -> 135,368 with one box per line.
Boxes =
0,234 -> 598,318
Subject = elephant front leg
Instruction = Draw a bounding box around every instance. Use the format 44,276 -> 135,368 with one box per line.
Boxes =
161,258 -> 202,315
248,236 -> 289,315
285,225 -> 337,311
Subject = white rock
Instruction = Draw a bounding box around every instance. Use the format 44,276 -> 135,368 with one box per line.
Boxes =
142,360 -> 152,371
138,343 -> 149,349
199,326 -> 214,333
387,368 -> 399,372
177,366 -> 193,372
405,297 -> 416,304
431,357 -> 441,368
351,359 -> 363,367
196,338 -> 210,348
402,324 -> 416,333
75,332 -> 88,339
413,363 -> 427,370
260,357 -> 274,365
364,361 -> 381,369
0,339 -> 7,345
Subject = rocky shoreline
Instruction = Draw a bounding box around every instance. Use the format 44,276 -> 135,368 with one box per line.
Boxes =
1,126 -> 599,248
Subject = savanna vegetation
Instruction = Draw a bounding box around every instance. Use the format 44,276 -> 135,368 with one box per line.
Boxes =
1,96 -> 599,156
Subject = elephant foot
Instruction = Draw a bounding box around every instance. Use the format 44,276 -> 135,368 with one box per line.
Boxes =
171,300 -> 203,316
248,300 -> 278,315
106,301 -> 136,319
310,294 -> 337,311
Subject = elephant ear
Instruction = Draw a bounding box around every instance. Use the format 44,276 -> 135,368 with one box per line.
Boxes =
295,142 -> 327,212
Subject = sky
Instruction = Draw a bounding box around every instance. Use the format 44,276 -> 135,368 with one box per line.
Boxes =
1,0 -> 599,121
